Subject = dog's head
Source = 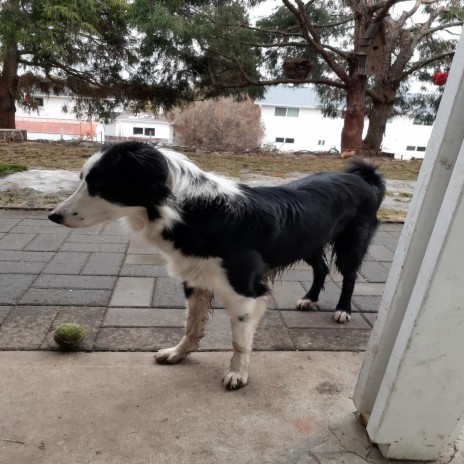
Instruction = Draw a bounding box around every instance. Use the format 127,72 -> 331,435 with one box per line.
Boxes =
48,142 -> 171,228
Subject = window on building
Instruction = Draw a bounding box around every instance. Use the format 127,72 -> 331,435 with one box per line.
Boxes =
318,140 -> 325,146
287,108 -> 299,117
275,137 -> 285,143
144,128 -> 155,136
406,146 -> 416,151
274,107 -> 299,117
285,138 -> 295,143
133,127 -> 143,135
33,97 -> 44,107
416,146 -> 427,152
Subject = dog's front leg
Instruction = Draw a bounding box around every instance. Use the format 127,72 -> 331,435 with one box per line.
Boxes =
155,285 -> 213,364
223,295 -> 267,390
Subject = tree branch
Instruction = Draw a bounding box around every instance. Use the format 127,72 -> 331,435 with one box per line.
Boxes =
281,0 -> 349,82
402,50 -> 455,78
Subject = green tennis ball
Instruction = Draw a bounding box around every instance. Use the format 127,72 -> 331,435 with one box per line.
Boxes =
53,323 -> 85,349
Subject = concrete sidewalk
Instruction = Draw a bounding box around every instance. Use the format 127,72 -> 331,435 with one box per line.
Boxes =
1,209 -> 462,463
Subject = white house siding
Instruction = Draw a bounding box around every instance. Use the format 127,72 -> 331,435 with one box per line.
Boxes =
16,95 -> 78,120
258,86 -> 435,159
114,119 -> 173,143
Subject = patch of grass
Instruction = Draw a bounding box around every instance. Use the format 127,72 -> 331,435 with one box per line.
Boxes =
0,162 -> 28,177
0,141 -> 422,181
0,189 -> 74,209
378,208 -> 406,222
398,192 -> 413,198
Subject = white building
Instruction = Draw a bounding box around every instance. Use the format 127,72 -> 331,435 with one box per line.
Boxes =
14,94 -> 173,144
15,93 -> 104,142
256,86 -> 435,159
103,111 -> 173,144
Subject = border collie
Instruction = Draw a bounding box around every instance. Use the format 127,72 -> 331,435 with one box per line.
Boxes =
49,142 -> 385,390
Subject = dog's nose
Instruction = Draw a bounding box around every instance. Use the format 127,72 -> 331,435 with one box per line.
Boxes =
48,212 -> 64,224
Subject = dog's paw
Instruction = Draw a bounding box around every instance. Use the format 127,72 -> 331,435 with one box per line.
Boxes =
333,310 -> 351,323
154,346 -> 187,364
222,370 -> 248,390
296,298 -> 318,311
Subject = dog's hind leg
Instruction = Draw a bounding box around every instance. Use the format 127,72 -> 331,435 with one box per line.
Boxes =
296,249 -> 329,311
332,221 -> 376,323
155,284 -> 213,364
222,295 -> 267,390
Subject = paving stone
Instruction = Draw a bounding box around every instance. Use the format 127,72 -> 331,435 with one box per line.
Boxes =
125,254 -> 167,265
60,242 -> 128,253
104,307 -> 186,327
18,218 -> 57,226
0,251 -> 54,262
379,223 -> 403,232
299,282 -> 345,312
25,233 -> 69,252
42,251 -> 90,275
94,327 -> 185,351
69,224 -> 104,235
281,311 -> 370,329
367,244 -> 394,262
81,252 -> 125,276
20,288 -> 112,306
0,233 -> 36,250
0,306 -> 59,350
0,261 -> 47,274
0,218 -> 21,232
101,221 -> 126,235
254,311 -> 295,350
152,278 -> 185,308
10,225 -> 69,235
0,306 -> 12,324
202,310 -> 295,351
271,281 -> 306,309
371,236 -> 399,246
120,264 -> 169,277
67,234 -> 129,244
276,269 -> 312,282
359,261 -> 390,283
0,274 -> 37,304
34,275 -> 116,290
362,313 -> 378,327
289,328 -> 371,351
352,296 -> 382,313
110,277 -> 155,307
199,310 -> 232,350
40,306 -> 106,351
352,283 -> 385,296
127,240 -> 160,254
0,233 -> 4,239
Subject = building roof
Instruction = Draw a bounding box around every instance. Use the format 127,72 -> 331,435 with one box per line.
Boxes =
16,117 -> 96,137
256,85 -> 320,108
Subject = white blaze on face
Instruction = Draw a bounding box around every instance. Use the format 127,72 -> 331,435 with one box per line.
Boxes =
49,150 -> 142,228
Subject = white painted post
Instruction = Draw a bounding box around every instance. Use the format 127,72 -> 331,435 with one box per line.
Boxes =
353,28 -> 464,414
366,137 -> 464,460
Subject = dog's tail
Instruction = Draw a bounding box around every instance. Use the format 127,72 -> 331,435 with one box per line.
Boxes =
345,160 -> 386,209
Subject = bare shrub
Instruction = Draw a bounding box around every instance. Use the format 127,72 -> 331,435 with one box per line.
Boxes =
170,98 -> 263,151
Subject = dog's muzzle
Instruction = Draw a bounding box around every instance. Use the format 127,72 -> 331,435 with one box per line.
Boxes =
48,211 -> 64,225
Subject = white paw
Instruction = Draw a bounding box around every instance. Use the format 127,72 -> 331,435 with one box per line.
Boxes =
333,310 -> 351,323
296,298 -> 318,311
154,346 -> 187,364
222,370 -> 248,390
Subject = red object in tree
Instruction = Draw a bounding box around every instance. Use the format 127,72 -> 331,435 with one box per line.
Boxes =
432,72 -> 448,86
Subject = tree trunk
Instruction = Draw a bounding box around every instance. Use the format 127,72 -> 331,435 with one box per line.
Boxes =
341,77 -> 366,151
364,100 -> 392,151
0,41 -> 19,129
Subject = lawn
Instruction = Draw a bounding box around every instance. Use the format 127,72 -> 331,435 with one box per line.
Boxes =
0,141 -> 421,220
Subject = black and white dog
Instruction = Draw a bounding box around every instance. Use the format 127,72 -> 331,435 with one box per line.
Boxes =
49,142 -> 385,389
